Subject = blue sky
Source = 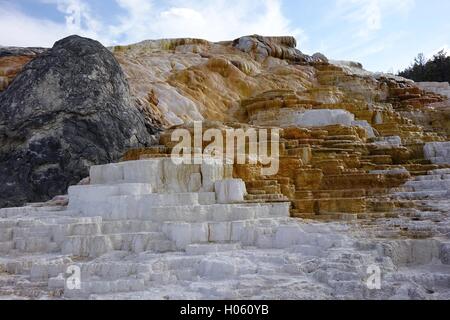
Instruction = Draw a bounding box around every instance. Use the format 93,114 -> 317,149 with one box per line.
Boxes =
0,0 -> 449,72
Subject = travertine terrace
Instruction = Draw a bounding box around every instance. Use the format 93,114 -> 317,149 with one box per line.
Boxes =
118,35 -> 450,221
0,35 -> 449,300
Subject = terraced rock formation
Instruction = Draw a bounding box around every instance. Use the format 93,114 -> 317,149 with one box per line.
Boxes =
122,52 -> 450,221
0,35 -> 449,300
1,160 -> 449,300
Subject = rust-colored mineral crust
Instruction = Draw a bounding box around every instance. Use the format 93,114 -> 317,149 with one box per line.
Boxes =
118,35 -> 449,221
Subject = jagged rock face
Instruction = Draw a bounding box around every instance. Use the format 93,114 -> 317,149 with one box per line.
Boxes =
0,35 -> 155,208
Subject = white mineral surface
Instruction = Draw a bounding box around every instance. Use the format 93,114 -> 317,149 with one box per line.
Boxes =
1,161 -> 449,300
424,142 -> 450,164
416,82 -> 450,99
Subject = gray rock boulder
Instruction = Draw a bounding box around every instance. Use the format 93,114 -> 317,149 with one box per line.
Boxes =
0,35 -> 157,208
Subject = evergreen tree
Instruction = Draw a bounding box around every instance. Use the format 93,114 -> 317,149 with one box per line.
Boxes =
398,50 -> 450,82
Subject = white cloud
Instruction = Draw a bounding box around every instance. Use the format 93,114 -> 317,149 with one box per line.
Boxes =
53,0 -> 102,34
40,0 -> 110,43
319,0 -> 416,71
0,0 -> 303,48
0,0 -> 109,47
0,4 -> 63,47
112,0 -> 304,45
335,0 -> 414,38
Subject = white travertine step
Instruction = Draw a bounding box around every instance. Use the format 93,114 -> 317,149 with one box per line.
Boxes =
76,262 -> 151,279
0,199 -> 289,257
18,216 -> 103,225
403,180 -> 450,192
424,142 -> 450,164
197,193 -> 217,205
429,168 -> 450,175
89,158 -> 232,193
0,218 -> 105,254
185,243 -> 242,255
2,216 -> 101,234
14,237 -> 59,253
70,193 -> 204,217
68,223 -> 102,236
60,241 -> 277,298
396,169 -> 450,199
62,232 -> 175,257
68,183 -> 153,202
27,258 -> 73,281
77,202 -> 288,222
0,241 -> 14,253
415,174 -> 450,181
0,228 -> 13,241
31,260 -> 151,283
29,257 -> 74,281
64,278 -> 147,298
71,191 -> 217,215
100,221 -> 162,234
395,190 -> 448,200
215,179 -> 247,204
13,225 -> 56,238
44,262 -> 151,296
0,207 -> 75,218
163,217 -> 312,250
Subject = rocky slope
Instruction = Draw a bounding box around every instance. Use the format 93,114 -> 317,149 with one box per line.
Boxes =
0,36 -> 156,208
